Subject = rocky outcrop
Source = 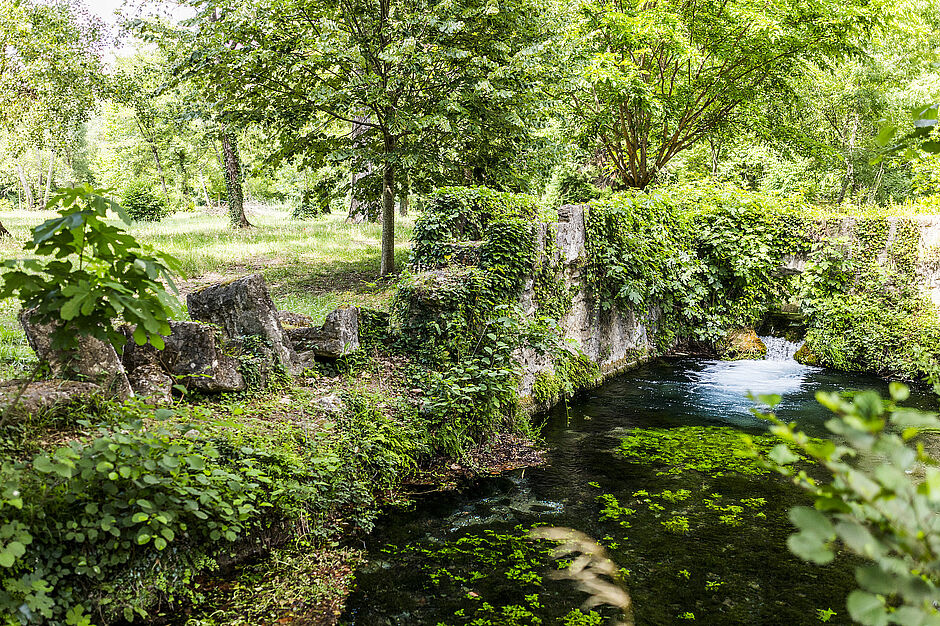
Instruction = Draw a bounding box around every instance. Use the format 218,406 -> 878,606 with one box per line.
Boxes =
719,329 -> 767,361
286,306 -> 360,362
122,321 -> 246,393
0,380 -> 103,418
515,205 -> 660,406
126,364 -> 173,404
14,272 -> 364,404
19,309 -> 132,399
187,274 -> 301,376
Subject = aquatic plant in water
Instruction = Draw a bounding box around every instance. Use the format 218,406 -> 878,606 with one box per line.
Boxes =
618,426 -> 804,476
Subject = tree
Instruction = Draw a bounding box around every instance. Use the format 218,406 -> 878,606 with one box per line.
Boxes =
160,0 -> 550,274
565,0 -> 875,189
0,0 -> 103,216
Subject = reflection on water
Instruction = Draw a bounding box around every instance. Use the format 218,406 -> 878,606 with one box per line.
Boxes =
342,358 -> 936,625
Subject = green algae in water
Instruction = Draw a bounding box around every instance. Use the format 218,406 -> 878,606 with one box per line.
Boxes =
618,425 -> 797,476
371,527 -> 622,625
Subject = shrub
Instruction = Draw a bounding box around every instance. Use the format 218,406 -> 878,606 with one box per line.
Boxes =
758,384 -> 940,625
0,415 -> 314,624
0,184 -> 179,353
121,181 -> 167,222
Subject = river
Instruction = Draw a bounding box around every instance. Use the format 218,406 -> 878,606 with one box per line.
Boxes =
341,349 -> 936,625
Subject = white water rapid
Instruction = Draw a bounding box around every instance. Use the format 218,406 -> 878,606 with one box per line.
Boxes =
759,335 -> 803,361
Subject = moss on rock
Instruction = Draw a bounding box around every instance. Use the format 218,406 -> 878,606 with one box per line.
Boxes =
719,329 -> 767,361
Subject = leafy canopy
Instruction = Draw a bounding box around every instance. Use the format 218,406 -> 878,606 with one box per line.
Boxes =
566,0 -> 875,188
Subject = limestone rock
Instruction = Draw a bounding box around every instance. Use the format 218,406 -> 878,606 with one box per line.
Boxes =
19,309 -> 132,399
794,343 -> 820,366
187,274 -> 300,375
0,379 -> 103,419
127,364 -> 173,404
122,321 -> 245,393
277,310 -> 316,328
720,328 -> 767,361
311,394 -> 343,413
285,306 -> 360,359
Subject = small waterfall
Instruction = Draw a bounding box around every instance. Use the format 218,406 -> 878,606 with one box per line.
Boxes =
759,335 -> 803,361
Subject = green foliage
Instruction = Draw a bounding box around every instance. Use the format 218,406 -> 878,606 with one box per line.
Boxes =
292,169 -> 341,219
585,184 -> 809,346
759,384 -> 940,625
798,218 -> 940,380
0,185 -> 180,352
549,164 -> 604,206
122,180 -> 168,222
420,308 -> 531,456
618,426 -> 806,478
566,0 -> 872,188
411,187 -> 539,271
0,414 -> 315,624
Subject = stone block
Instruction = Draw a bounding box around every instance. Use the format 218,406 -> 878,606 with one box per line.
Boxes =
186,274 -> 300,375
127,364 -> 173,404
0,379 -> 103,419
285,306 -> 360,359
122,321 -> 245,393
19,309 -> 132,399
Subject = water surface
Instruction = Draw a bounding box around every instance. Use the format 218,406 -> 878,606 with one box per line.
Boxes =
342,357 -> 936,625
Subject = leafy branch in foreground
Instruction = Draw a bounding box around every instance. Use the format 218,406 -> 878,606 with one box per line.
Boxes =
0,184 -> 181,353
755,384 -> 940,625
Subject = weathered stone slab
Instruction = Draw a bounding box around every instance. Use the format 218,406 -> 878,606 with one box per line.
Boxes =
186,274 -> 300,375
277,310 -> 316,328
122,321 -> 245,393
19,309 -> 132,399
285,306 -> 360,358
127,364 -> 173,404
0,379 -> 103,419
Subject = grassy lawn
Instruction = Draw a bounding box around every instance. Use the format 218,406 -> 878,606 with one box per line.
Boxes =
0,204 -> 415,378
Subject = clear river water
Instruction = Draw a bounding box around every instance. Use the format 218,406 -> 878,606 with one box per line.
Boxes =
340,350 -> 937,625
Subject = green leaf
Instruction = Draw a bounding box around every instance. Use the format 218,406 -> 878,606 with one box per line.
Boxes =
768,444 -> 799,465
846,590 -> 888,626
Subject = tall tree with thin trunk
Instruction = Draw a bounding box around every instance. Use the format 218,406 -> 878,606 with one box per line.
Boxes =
219,123 -> 250,228
161,0 -> 550,275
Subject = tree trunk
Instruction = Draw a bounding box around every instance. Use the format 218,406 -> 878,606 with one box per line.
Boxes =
348,116 -> 377,223
0,220 -> 11,238
219,123 -> 251,228
837,113 -> 859,204
16,164 -> 33,209
42,152 -> 55,209
399,177 -> 409,216
199,170 -> 212,208
708,138 -> 722,177
866,162 -> 885,206
136,119 -> 170,203
380,163 -> 396,276
35,150 -> 42,202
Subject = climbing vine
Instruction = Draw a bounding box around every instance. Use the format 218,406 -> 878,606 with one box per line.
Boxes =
584,185 -> 810,347
798,215 -> 939,380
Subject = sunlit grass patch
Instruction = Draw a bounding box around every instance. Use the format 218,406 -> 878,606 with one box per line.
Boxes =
0,204 -> 414,377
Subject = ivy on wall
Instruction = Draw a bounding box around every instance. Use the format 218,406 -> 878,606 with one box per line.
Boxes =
799,216 -> 939,381
584,184 -> 812,348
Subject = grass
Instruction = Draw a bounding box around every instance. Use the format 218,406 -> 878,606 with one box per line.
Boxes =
0,204 -> 415,378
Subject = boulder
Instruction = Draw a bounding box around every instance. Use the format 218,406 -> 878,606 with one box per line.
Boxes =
127,364 -> 173,404
187,274 -> 301,375
720,328 -> 767,361
277,310 -> 316,328
794,343 -> 820,366
0,379 -> 103,419
19,309 -> 132,399
122,321 -> 245,393
285,306 -> 360,359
